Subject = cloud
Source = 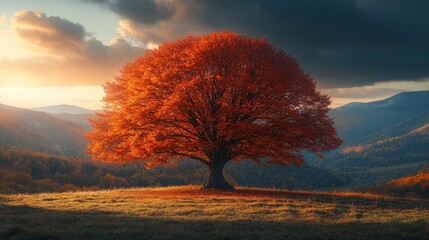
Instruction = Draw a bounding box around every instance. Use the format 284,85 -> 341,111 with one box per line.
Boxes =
85,0 -> 429,88
84,0 -> 175,25
13,11 -> 88,59
0,15 -> 6,26
322,87 -> 400,99
2,11 -> 145,86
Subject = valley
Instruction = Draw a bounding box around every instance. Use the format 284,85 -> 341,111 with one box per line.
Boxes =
1,90 -> 429,193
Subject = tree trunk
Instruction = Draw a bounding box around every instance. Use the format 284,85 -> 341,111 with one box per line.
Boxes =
201,161 -> 234,190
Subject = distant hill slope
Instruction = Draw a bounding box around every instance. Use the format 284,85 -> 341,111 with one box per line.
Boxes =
386,170 -> 429,197
330,90 -> 429,145
331,112 -> 429,169
32,104 -> 96,114
31,104 -> 99,130
366,169 -> 429,198
0,103 -> 87,156
51,113 -> 97,130
319,90 -> 429,186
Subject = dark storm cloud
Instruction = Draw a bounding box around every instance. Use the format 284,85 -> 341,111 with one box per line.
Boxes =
85,0 -> 429,88
84,0 -> 175,25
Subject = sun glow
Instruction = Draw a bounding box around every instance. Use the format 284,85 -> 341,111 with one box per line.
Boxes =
0,86 -> 104,109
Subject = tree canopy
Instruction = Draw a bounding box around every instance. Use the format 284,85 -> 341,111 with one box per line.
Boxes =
87,31 -> 341,189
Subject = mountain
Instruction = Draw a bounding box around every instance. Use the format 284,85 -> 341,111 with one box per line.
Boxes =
319,90 -> 429,187
0,103 -> 88,156
30,104 -> 100,130
50,113 -> 97,130
32,104 -> 96,114
330,90 -> 429,145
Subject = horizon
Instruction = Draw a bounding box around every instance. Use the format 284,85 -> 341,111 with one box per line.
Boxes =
5,89 -> 429,111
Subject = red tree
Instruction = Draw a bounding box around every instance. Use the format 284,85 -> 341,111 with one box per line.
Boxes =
87,32 -> 341,190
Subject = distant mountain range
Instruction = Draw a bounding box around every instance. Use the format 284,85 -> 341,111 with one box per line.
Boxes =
331,91 -> 429,145
0,103 -> 88,156
31,104 -> 97,114
30,104 -> 99,130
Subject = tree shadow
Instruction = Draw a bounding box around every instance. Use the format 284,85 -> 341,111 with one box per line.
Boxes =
1,203 -> 428,240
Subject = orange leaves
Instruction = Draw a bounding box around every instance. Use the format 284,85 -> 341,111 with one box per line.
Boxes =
87,31 -> 341,168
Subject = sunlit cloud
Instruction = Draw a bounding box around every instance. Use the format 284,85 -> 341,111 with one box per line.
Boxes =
322,87 -> 400,99
0,17 -> 35,59
13,11 -> 88,59
0,10 -> 145,87
115,3 -> 208,49
0,14 -> 6,26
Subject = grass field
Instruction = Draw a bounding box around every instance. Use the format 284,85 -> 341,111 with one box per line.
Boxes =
1,186 -> 429,239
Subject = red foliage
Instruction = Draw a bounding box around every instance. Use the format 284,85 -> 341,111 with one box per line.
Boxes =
87,32 -> 341,186
387,170 -> 429,198
389,170 -> 429,188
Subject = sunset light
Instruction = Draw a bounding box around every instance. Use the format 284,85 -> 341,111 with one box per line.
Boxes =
1,1 -> 429,239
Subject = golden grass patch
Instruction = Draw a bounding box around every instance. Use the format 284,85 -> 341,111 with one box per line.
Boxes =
1,186 -> 428,239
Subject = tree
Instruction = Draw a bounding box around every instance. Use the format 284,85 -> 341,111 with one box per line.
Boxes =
87,31 -> 341,190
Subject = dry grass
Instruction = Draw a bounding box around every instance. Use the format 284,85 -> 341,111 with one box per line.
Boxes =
1,186 -> 428,239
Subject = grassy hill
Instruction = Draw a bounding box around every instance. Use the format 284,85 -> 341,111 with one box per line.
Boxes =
1,186 -> 428,239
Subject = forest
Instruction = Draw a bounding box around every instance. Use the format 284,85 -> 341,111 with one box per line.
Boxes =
0,148 -> 348,194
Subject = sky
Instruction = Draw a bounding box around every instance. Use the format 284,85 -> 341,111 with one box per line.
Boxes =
1,0 -> 429,109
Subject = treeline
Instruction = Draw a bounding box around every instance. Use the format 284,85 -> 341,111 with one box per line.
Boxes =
0,148 -> 348,194
0,149 -> 207,194
359,169 -> 429,198
325,131 -> 429,169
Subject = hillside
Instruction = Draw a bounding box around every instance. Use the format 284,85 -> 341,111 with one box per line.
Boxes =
31,104 -> 99,130
318,90 -> 429,186
51,113 -> 97,130
0,103 -> 87,156
386,170 -> 429,198
330,90 -> 429,145
1,187 -> 428,239
328,113 -> 429,169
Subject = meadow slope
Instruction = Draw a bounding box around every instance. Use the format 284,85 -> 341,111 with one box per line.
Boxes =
1,186 -> 428,239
